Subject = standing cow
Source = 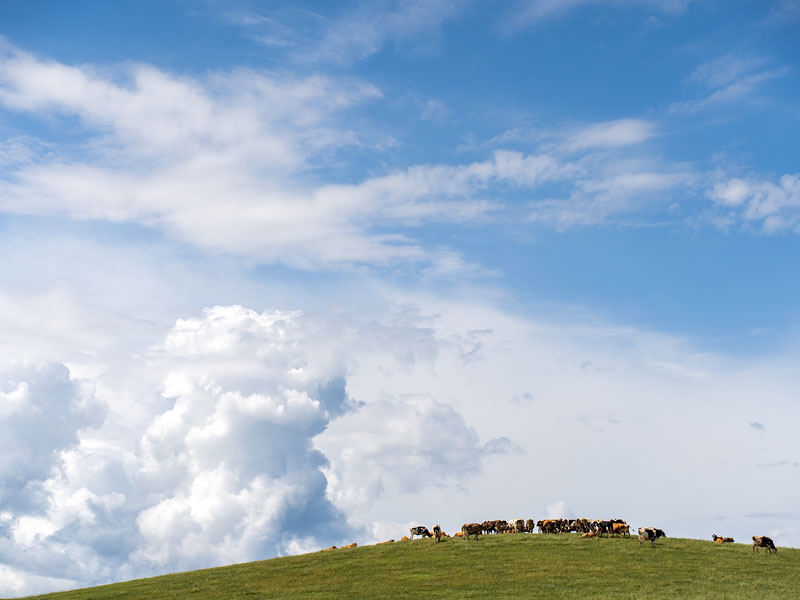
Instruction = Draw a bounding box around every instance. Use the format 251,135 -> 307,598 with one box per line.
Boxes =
461,523 -> 482,541
752,536 -> 777,554
638,527 -> 666,547
433,524 -> 442,543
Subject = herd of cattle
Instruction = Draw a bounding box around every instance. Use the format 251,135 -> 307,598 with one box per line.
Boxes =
319,517 -> 778,554
403,519 -> 776,553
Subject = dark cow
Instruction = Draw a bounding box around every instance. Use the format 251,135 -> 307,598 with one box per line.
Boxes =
525,519 -> 535,533
638,527 -> 666,547
409,526 -> 432,540
712,534 -> 734,544
433,524 -> 442,543
511,519 -> 525,534
462,522 -> 482,541
752,536 -> 777,554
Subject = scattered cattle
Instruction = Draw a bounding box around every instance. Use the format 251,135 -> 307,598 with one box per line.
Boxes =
342,542 -> 357,549
712,534 -> 734,544
752,536 -> 777,554
638,527 -> 667,548
433,524 -> 442,543
410,526 -> 433,540
462,523 -> 482,540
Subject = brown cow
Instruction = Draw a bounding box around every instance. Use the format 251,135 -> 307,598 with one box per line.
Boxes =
321,545 -> 337,551
453,531 -> 465,537
433,524 -> 442,543
581,531 -> 598,538
399,536 -> 409,541
752,536 -> 777,554
342,542 -> 357,549
377,539 -> 395,545
611,523 -> 630,537
712,534 -> 734,544
462,522 -> 482,540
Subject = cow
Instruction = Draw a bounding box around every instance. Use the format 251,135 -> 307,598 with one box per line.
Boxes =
525,519 -> 535,533
638,527 -> 666,547
342,542 -> 357,549
462,522 -> 482,540
400,536 -> 409,541
433,524 -> 442,543
377,539 -> 395,544
712,534 -> 734,544
481,520 -> 496,535
510,519 -> 525,534
453,531 -> 465,538
581,531 -> 598,538
410,526 -> 432,540
752,536 -> 777,554
321,545 -> 337,551
611,523 -> 630,537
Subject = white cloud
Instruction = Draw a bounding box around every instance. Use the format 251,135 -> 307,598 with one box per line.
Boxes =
495,0 -> 691,34
672,53 -> 790,114
561,119 -> 656,153
708,173 -> 800,233
228,0 -> 465,65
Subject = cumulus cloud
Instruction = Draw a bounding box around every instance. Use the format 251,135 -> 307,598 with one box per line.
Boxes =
317,393 -> 513,516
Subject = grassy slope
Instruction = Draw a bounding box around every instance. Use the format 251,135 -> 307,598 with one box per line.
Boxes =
20,535 -> 799,600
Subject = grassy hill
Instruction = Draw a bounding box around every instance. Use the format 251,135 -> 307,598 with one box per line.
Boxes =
19,534 -> 799,599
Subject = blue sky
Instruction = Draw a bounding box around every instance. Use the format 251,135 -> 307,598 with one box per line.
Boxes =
0,0 -> 799,595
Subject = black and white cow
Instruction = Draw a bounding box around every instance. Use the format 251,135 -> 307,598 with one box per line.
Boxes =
410,526 -> 432,540
752,536 -> 777,554
638,527 -> 667,547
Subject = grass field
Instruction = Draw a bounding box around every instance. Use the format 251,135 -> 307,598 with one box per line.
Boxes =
19,534 -> 799,600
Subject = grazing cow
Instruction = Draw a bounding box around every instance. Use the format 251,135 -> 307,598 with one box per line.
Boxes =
712,534 -> 734,544
321,545 -> 337,551
462,522 -> 482,541
581,531 -> 598,538
752,536 -> 777,554
410,526 -> 432,540
611,523 -> 630,537
433,524 -> 442,543
638,527 -> 666,547
342,542 -> 357,549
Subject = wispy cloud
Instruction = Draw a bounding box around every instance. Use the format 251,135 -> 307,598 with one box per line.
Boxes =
671,54 -> 790,113
224,0 -> 465,65
494,0 -> 692,35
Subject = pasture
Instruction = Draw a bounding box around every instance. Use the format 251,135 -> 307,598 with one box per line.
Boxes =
18,534 -> 799,600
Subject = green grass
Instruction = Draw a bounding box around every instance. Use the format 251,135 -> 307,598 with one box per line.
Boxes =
18,535 -> 799,599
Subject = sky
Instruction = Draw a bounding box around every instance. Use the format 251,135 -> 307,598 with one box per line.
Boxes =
0,0 -> 799,594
